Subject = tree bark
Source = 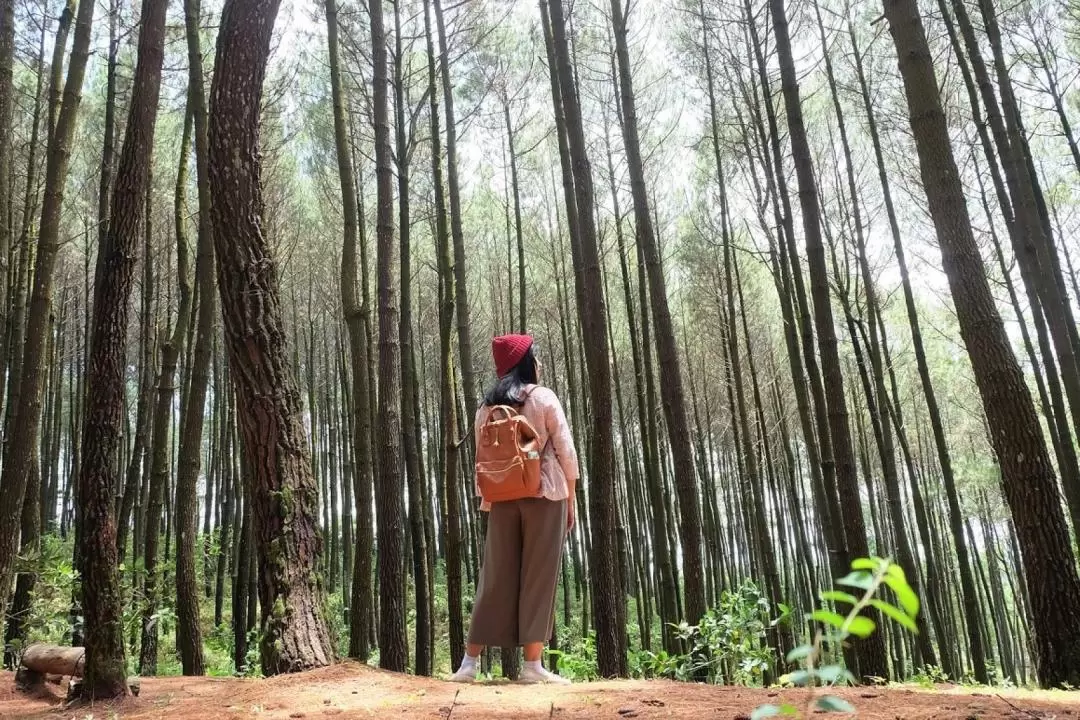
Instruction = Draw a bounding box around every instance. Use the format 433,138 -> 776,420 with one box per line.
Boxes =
881,0 -> 1080,687
370,0 -> 408,673
432,0 -> 478,423
80,0 -> 168,694
0,0 -> 95,639
207,0 -> 335,675
769,0 -> 887,678
544,0 -> 625,678
608,0 -> 704,630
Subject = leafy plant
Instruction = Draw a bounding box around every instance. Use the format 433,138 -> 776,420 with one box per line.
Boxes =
752,557 -> 920,719
669,580 -> 782,685
546,631 -> 598,681
911,664 -> 949,689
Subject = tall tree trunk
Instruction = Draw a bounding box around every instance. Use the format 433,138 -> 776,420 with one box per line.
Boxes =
608,0 -> 704,630
174,2 -> 216,661
424,0 -> 462,670
846,13 -> 985,682
881,0 -> 1080,687
544,0 -> 624,678
207,0 -> 334,675
325,0 -> 374,664
80,0 -> 168,694
769,0 -> 887,678
393,0 -> 431,676
0,0 -> 95,640
370,0 -> 408,673
0,0 -> 17,421
142,125 -> 194,673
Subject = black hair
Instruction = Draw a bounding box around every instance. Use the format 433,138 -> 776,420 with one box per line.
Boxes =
483,344 -> 538,406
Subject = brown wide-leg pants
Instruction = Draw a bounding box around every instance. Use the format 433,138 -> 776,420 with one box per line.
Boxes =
467,497 -> 567,648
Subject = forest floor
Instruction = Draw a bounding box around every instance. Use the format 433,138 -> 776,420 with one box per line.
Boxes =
2,662 -> 1079,719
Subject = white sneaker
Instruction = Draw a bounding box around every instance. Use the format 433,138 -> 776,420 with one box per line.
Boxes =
519,663 -> 571,685
449,665 -> 478,683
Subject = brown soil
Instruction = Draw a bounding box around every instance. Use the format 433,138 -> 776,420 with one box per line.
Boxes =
1,662 -> 1077,719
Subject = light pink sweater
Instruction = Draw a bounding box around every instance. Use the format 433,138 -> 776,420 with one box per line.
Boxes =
474,385 -> 579,511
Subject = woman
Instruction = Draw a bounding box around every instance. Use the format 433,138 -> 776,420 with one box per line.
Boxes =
450,334 -> 579,684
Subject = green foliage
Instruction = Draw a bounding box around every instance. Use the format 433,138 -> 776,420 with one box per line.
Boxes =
546,631 -> 599,681
672,580 -> 780,685
754,557 -> 920,719
911,664 -> 949,688
12,535 -> 79,654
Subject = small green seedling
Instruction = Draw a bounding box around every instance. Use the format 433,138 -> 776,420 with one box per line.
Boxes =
751,557 -> 919,719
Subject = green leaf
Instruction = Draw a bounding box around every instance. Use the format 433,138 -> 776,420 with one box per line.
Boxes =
786,644 -> 814,663
809,609 -> 847,629
851,558 -> 879,571
817,664 -> 856,685
819,590 -> 859,605
846,615 -> 876,638
751,704 -> 799,719
815,695 -> 855,713
836,571 -> 874,591
883,575 -> 920,617
780,669 -> 814,686
870,598 -> 918,633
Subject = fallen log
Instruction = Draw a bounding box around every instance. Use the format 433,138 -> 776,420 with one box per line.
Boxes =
15,644 -> 140,698
15,644 -> 85,693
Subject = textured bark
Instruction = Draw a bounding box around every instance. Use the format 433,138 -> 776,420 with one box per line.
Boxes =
881,0 -> 1080,687
393,0 -> 431,675
208,0 -> 334,675
608,0 -> 704,630
172,0 -> 216,674
172,83 -> 208,675
769,0 -> 887,678
431,0 -> 478,427
368,0 -> 408,673
845,13 -> 985,682
141,135 -> 194,672
0,0 -> 93,639
80,0 -> 168,695
544,0 -> 624,678
424,0 -> 462,670
331,0 -> 374,664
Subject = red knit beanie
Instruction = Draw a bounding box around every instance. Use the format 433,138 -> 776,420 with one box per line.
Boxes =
492,334 -> 533,378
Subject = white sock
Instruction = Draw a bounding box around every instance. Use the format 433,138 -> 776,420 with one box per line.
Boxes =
524,660 -> 542,671
459,654 -> 479,671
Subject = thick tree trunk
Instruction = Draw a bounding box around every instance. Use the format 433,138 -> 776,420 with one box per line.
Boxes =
0,0 -> 95,639
80,0 -> 168,695
881,0 -> 1080,687
369,0 -> 408,673
207,0 -> 334,675
544,0 -> 624,678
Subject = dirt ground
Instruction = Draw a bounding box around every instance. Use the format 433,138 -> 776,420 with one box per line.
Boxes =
2,662 -> 1078,719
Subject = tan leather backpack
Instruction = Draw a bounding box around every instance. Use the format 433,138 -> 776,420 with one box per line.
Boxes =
475,395 -> 543,504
